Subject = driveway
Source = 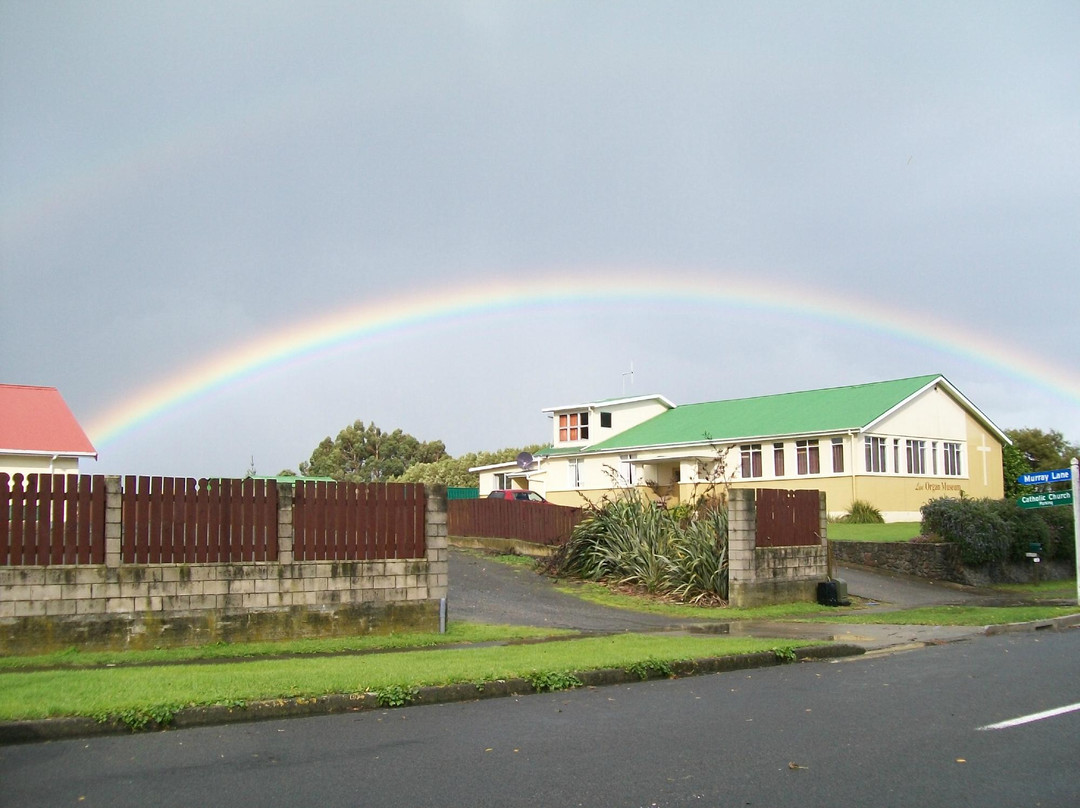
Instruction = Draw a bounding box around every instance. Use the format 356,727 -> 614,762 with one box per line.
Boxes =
447,549 -> 1017,648
448,549 -> 702,632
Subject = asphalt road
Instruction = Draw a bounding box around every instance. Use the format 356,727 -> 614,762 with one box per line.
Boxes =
3,629 -> 1078,807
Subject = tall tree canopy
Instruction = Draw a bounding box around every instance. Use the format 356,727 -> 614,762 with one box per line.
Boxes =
1005,428 -> 1080,471
394,445 -> 549,486
1002,427 -> 1079,499
299,421 -> 447,482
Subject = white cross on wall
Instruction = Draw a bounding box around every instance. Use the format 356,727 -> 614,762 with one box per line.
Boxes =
976,435 -> 992,486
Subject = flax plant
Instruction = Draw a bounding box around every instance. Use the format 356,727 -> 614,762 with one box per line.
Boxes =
549,488 -> 729,602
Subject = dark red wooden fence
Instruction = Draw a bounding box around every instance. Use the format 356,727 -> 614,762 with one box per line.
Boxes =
122,476 -> 279,564
292,481 -> 426,561
448,499 -> 582,546
3,475 -> 428,565
754,489 -> 821,547
1,473 -> 106,565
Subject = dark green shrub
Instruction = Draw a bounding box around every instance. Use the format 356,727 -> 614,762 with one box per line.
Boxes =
921,496 -> 1076,565
1031,506 -> 1075,562
920,497 -> 1010,565
993,500 -> 1052,562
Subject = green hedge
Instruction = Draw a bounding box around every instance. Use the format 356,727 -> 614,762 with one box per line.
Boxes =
920,497 -> 1075,565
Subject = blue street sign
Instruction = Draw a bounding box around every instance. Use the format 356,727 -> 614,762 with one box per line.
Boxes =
1018,468 -> 1073,486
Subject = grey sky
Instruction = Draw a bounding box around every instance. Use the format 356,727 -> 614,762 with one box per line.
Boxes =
2,1 -> 1078,478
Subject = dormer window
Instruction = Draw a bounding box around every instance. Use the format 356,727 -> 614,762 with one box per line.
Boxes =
559,411 -> 589,442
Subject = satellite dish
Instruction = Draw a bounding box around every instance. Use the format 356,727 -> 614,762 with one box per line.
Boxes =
516,452 -> 534,470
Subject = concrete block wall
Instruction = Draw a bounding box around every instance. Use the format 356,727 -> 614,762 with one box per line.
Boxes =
728,489 -> 829,608
0,481 -> 450,654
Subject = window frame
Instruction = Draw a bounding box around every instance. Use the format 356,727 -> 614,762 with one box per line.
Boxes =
831,437 -> 844,473
906,439 -> 926,475
740,444 -> 763,479
943,442 -> 963,476
558,411 -> 590,442
796,439 -> 820,475
865,436 -> 887,473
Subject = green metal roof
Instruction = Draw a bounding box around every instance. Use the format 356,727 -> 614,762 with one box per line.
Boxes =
584,375 -> 944,452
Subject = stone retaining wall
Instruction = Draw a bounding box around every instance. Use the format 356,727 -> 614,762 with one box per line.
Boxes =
831,540 -> 1072,586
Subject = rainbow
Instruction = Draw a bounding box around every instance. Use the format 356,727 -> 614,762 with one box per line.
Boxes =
84,270 -> 1080,447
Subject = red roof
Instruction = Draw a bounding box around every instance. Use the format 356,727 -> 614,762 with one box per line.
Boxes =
0,384 -> 97,457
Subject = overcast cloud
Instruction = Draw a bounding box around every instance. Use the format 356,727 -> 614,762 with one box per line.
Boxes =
2,1 -> 1078,478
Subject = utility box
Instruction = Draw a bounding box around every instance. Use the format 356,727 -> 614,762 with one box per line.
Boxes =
817,579 -> 850,607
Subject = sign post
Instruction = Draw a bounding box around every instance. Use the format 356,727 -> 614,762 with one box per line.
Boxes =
1073,458 -> 1079,607
1015,462 -> 1078,606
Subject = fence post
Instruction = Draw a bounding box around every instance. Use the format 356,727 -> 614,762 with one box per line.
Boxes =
104,475 -> 123,570
277,481 -> 294,564
727,489 -> 756,607
425,485 -> 449,601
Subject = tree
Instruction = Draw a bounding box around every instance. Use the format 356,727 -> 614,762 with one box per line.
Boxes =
1002,427 -> 1079,499
1005,428 -> 1080,471
1001,444 -> 1030,500
299,421 -> 447,482
394,445 -> 550,486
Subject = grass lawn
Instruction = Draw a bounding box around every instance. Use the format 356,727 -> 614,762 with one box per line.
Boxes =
826,522 -> 922,542
552,578 -> 856,620
0,634 -> 820,722
802,604 -> 1079,626
986,579 -> 1078,600
0,623 -> 571,671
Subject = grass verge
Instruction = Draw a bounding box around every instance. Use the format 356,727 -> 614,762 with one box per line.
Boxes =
553,579 -> 855,620
802,605 -> 1079,626
0,623 -> 573,671
826,522 -> 922,542
0,634 -> 821,722
985,579 -> 1077,600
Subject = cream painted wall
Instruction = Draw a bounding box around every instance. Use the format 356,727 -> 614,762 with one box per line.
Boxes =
874,384 -> 967,440
0,454 -> 82,478
548,398 -> 672,449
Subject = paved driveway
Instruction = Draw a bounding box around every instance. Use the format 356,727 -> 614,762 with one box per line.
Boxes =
447,548 -> 1017,648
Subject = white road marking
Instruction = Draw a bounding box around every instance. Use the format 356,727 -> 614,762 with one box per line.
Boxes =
977,702 -> 1080,731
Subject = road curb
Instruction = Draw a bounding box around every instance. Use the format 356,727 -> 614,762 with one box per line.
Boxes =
984,612 -> 1080,636
0,643 -> 863,746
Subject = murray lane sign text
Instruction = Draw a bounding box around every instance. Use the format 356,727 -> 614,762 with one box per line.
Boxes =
1017,468 -> 1072,486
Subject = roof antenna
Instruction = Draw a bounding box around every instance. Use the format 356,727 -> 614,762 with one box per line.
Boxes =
622,361 -> 634,395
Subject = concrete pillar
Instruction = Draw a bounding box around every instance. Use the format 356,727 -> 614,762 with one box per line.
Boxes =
425,484 -> 449,600
276,481 -> 294,564
104,475 -> 123,569
727,488 -> 756,587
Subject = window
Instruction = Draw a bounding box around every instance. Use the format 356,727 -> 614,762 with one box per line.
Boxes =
796,440 -> 819,475
600,412 -> 612,429
558,411 -> 589,442
773,443 -> 785,477
568,459 -> 582,488
944,442 -> 962,476
618,455 -> 635,485
740,444 -> 762,478
865,436 -> 886,473
831,438 -> 844,473
906,439 -> 926,474
931,441 -> 938,475
893,439 -> 900,473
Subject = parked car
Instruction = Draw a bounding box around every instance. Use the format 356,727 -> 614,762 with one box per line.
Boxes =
486,489 -> 548,503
